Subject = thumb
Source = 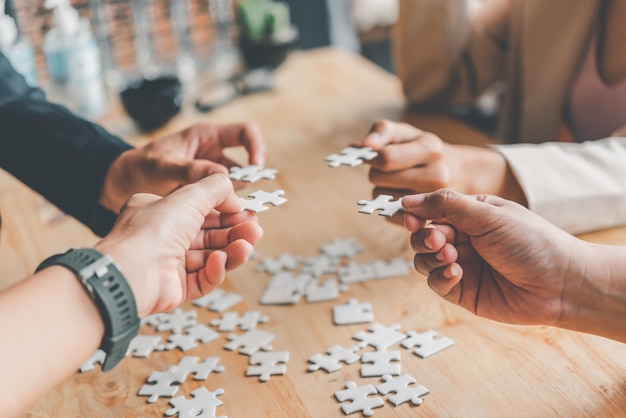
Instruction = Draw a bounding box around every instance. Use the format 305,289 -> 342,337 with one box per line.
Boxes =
164,173 -> 242,216
402,189 -> 510,236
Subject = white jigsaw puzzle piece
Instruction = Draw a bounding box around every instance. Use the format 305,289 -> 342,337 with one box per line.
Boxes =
246,350 -> 289,382
371,257 -> 410,279
224,329 -> 276,355
126,335 -> 163,358
155,308 -> 197,333
255,253 -> 300,274
229,165 -> 278,183
138,366 -> 188,403
333,298 -> 374,325
353,323 -> 406,351
210,310 -> 269,332
401,329 -> 455,358
175,356 -> 225,381
357,194 -> 403,217
307,344 -> 361,373
79,349 -> 106,373
376,374 -> 429,407
240,189 -> 287,213
325,146 -> 378,167
338,262 -> 376,284
305,278 -> 345,303
334,381 -> 384,416
165,387 -> 225,418
320,237 -> 363,259
360,350 -> 402,377
193,288 -> 243,312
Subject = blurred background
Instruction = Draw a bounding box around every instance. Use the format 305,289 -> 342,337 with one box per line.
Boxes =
6,0 -> 398,104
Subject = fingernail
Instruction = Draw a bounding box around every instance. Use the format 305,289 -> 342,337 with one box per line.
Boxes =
424,233 -> 433,249
402,194 -> 426,208
443,264 -> 461,279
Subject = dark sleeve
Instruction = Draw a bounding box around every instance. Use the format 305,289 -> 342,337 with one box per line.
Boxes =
0,53 -> 133,237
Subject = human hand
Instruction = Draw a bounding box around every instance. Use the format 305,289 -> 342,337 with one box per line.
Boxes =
100,123 -> 266,213
94,173 -> 263,317
359,120 -> 526,224
402,189 -> 582,327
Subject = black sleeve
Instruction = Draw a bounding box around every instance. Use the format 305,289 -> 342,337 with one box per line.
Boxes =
0,53 -> 133,237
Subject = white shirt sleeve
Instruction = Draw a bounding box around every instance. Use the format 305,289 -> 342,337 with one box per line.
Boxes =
493,137 -> 626,234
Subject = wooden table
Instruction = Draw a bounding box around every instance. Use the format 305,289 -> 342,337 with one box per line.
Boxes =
2,48 -> 626,417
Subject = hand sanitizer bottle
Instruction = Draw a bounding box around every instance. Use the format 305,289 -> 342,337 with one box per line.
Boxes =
0,0 -> 38,86
42,0 -> 107,119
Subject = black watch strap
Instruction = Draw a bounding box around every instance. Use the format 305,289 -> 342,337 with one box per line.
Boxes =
36,248 -> 140,371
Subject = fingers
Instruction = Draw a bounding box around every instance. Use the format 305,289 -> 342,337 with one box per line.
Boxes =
426,264 -> 463,301
368,133 -> 445,172
164,173 -> 242,216
215,123 -> 267,167
190,221 -> 263,251
184,239 -> 254,301
361,119 -> 424,149
402,189 -> 507,236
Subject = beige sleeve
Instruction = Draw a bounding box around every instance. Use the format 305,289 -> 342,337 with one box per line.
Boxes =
493,137 -> 626,235
393,0 -> 510,107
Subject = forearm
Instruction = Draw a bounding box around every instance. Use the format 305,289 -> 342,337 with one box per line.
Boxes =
559,241 -> 626,343
494,137 -> 626,234
0,266 -> 104,416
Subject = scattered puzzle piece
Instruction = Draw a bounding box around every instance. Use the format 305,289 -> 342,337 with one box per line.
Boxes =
193,288 -> 243,312
325,146 -> 378,167
333,298 -> 374,325
259,272 -> 310,305
79,349 -> 106,373
305,278 -> 345,303
240,189 -> 287,213
229,165 -> 278,183
225,329 -> 276,355
126,335 -> 163,358
307,344 -> 361,373
338,262 -> 376,284
138,366 -> 187,403
334,381 -> 384,416
175,356 -> 225,380
256,253 -> 300,274
320,237 -> 363,259
401,329 -> 455,358
357,195 -> 403,217
353,323 -> 406,351
360,350 -> 402,377
155,308 -> 197,333
246,350 -> 289,382
371,258 -> 410,279
211,310 -> 269,332
165,387 -> 225,418
162,324 -> 219,351
301,255 -> 339,277
376,374 -> 429,407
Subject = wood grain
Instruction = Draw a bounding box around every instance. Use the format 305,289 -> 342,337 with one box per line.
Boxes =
0,48 -> 625,417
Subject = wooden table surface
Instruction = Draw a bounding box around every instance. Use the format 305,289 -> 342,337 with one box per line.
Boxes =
2,48 -> 626,418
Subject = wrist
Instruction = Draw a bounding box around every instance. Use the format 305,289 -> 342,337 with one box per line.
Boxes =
558,241 -> 626,342
457,145 -> 527,205
100,149 -> 135,214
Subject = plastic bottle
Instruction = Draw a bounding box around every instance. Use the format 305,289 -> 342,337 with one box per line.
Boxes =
42,0 -> 107,119
0,0 -> 38,86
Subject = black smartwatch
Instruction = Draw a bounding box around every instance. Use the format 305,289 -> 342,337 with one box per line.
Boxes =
36,248 -> 140,371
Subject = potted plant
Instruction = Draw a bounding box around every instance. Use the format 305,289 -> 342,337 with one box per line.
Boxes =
237,0 -> 299,69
